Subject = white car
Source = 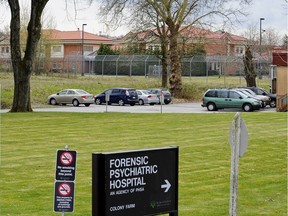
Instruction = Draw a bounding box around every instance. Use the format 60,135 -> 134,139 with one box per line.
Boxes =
136,90 -> 159,105
47,89 -> 94,107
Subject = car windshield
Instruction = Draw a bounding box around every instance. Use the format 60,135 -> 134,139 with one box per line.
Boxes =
238,90 -> 252,96
237,91 -> 248,98
260,88 -> 269,94
244,89 -> 256,95
76,90 -> 89,94
128,89 -> 137,94
162,90 -> 171,95
141,90 -> 149,94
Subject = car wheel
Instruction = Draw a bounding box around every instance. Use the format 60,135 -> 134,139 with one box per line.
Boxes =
72,99 -> 79,107
164,100 -> 171,104
139,99 -> 144,105
207,102 -> 216,111
118,99 -> 125,106
50,98 -> 57,105
95,98 -> 102,105
84,104 -> 90,107
270,100 -> 276,108
243,103 -> 252,112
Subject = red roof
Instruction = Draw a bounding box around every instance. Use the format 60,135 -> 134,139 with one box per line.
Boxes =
126,25 -> 248,42
43,29 -> 112,42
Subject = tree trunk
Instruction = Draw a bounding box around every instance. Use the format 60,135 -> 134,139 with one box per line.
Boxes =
243,46 -> 257,87
168,33 -> 182,97
161,39 -> 169,88
9,0 -> 49,112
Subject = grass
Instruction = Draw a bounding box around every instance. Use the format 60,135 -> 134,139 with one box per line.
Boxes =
0,112 -> 287,215
0,73 -> 271,109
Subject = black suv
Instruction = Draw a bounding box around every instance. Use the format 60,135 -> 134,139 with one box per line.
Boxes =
94,88 -> 138,106
239,87 -> 276,108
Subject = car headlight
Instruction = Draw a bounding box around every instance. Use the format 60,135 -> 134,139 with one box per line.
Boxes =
252,101 -> 261,105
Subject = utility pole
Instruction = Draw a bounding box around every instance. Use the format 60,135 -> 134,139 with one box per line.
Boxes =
259,18 -> 265,80
81,24 -> 87,76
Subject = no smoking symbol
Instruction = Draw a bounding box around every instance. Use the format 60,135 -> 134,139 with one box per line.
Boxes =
60,152 -> 73,165
58,183 -> 71,196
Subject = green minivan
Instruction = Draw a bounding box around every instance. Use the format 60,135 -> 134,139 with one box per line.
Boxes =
201,89 -> 262,112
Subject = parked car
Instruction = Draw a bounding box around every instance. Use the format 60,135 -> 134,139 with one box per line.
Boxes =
147,89 -> 172,104
234,88 -> 270,108
242,87 -> 276,108
136,90 -> 159,105
94,88 -> 138,106
201,88 -> 262,112
47,89 -> 94,107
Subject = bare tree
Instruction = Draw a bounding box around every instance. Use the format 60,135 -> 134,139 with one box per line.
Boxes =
97,0 -> 251,96
8,0 -> 49,112
133,5 -> 170,88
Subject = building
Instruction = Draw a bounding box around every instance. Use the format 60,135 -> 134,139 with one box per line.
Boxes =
121,26 -> 249,55
271,47 -> 288,112
0,29 -> 113,74
42,29 -> 113,73
0,33 -> 12,72
121,26 -> 250,75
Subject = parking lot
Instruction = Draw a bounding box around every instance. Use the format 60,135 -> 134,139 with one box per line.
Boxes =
0,102 -> 276,114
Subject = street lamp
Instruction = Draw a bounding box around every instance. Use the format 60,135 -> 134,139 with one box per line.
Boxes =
259,18 -> 265,79
81,24 -> 87,76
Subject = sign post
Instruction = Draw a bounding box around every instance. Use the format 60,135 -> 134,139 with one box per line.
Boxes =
105,92 -> 110,113
54,146 -> 77,214
160,94 -> 164,113
229,113 -> 248,216
92,146 -> 178,216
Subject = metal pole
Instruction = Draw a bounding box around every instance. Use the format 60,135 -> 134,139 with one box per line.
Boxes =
81,24 -> 87,76
259,18 -> 264,80
62,145 -> 69,216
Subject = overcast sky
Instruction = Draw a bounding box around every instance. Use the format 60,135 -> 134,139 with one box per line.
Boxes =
1,0 -> 287,37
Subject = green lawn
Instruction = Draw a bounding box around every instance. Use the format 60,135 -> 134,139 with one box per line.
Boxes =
0,112 -> 287,215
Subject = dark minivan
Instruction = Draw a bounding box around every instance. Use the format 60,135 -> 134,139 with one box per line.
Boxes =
94,88 -> 138,106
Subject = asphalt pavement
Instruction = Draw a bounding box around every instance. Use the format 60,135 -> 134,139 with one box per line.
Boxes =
0,103 -> 276,114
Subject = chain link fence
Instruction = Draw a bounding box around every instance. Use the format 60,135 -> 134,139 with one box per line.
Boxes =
0,54 -> 272,79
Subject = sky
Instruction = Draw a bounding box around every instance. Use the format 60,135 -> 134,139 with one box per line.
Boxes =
0,0 -> 287,37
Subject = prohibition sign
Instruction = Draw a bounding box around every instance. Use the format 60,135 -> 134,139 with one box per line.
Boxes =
58,183 -> 72,197
60,152 -> 73,166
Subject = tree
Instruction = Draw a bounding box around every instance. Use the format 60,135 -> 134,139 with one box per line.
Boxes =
138,10 -> 170,88
97,43 -> 118,55
282,34 -> 288,47
243,46 -> 256,87
97,0 -> 251,96
7,0 -> 49,112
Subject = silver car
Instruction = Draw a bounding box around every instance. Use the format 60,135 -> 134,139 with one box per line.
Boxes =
136,90 -> 159,105
240,88 -> 270,107
47,89 -> 94,107
235,88 -> 270,108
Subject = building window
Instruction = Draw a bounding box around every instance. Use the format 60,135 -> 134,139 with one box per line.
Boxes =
52,63 -> 57,69
235,46 -> 244,56
52,46 -> 62,53
147,44 -> 161,51
6,47 -> 9,53
1,47 -> 4,53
